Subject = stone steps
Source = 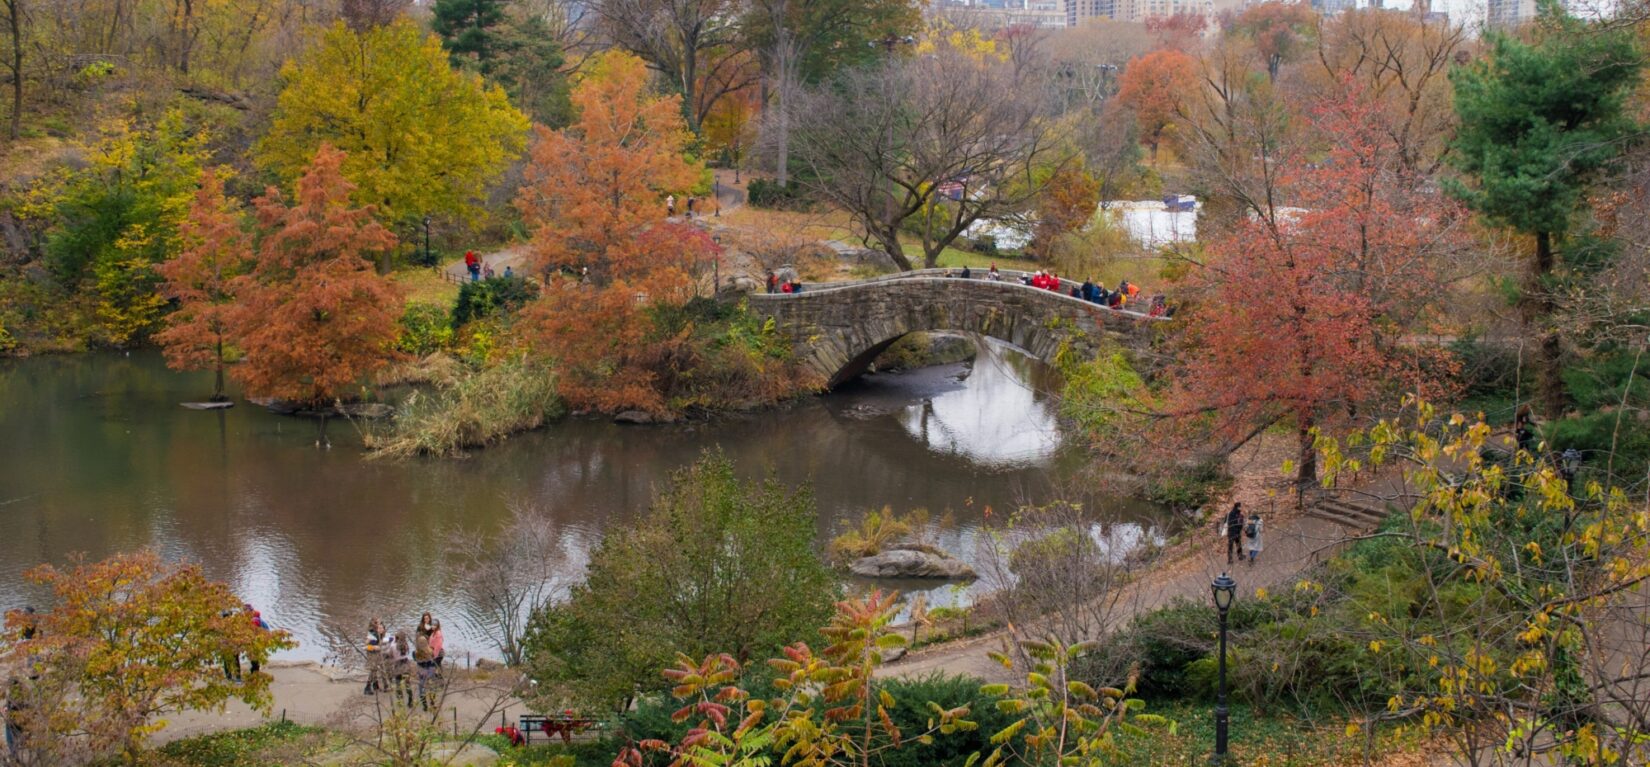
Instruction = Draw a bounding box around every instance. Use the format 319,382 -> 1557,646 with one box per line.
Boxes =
1305,495 -> 1399,531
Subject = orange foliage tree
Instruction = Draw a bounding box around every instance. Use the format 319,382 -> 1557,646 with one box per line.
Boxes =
703,82 -> 759,182
1116,49 -> 1197,161
1169,85 -> 1466,486
3,551 -> 295,764
518,50 -> 739,415
516,49 -> 702,283
230,145 -> 403,406
155,169 -> 249,401
1031,165 -> 1099,261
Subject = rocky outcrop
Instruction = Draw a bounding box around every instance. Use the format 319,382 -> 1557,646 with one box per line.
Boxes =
850,544 -> 977,580
613,410 -> 678,425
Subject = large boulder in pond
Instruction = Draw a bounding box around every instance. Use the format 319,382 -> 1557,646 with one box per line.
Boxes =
850,544 -> 976,580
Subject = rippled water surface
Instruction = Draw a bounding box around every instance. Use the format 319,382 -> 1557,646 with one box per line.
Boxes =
0,339 -> 1169,660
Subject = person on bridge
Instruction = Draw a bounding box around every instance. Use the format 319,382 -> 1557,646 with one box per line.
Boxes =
1080,279 -> 1096,302
790,280 -> 803,293
960,266 -> 971,279
781,281 -> 793,294
988,264 -> 1001,281
1223,503 -> 1246,565
766,272 -> 777,294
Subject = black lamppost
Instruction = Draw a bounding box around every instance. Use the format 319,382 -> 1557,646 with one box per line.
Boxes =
422,214 -> 432,267
1211,572 -> 1236,764
712,235 -> 722,294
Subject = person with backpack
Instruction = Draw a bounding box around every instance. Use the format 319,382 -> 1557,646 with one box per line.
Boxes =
1222,503 -> 1246,565
1245,514 -> 1264,564
244,604 -> 270,677
387,631 -> 415,708
414,633 -> 439,711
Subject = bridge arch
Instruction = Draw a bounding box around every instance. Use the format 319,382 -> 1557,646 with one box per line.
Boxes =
746,271 -> 1162,389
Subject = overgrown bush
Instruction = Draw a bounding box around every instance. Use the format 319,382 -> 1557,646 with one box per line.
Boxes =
454,275 -> 540,327
396,302 -> 455,356
367,357 -> 563,458
746,178 -> 808,210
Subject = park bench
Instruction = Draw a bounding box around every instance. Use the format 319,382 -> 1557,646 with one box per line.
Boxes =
518,712 -> 603,745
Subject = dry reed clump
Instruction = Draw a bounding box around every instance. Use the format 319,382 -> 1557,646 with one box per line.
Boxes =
366,357 -> 563,458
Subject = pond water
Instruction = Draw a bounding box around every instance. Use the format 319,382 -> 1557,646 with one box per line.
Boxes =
0,339 -> 1170,661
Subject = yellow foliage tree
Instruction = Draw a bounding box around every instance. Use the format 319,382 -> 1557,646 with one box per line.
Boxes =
258,19 -> 528,225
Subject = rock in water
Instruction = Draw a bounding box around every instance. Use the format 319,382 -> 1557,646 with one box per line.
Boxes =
850,546 -> 977,580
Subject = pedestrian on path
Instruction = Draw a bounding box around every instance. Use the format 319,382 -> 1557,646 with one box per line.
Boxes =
1223,502 -> 1245,565
1245,514 -> 1264,565
666,195 -> 676,217
464,251 -> 480,282
363,618 -> 388,695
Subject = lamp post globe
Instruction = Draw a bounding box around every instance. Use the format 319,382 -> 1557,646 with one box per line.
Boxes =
1211,572 -> 1236,764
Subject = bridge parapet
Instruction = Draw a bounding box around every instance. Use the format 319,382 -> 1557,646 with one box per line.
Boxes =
746,273 -> 1163,388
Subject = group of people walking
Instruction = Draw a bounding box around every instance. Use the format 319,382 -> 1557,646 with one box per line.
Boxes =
666,193 -> 718,219
765,272 -> 803,294
1221,502 -> 1265,565
222,604 -> 272,682
462,251 -> 515,282
363,613 -> 446,711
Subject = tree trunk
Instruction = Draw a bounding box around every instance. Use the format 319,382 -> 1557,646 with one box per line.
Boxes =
213,336 -> 225,401
1530,230 -> 1566,419
5,0 -> 20,141
1296,415 -> 1317,489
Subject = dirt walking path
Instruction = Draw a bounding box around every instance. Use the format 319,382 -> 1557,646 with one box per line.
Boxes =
880,435 -> 1373,683
153,662 -> 532,746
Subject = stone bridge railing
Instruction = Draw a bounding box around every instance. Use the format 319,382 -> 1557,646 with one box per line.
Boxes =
745,269 -> 1167,388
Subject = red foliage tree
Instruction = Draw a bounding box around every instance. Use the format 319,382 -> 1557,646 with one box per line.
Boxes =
1116,49 -> 1198,161
1146,12 -> 1207,52
155,169 -> 248,401
1170,84 -> 1465,486
230,145 -> 403,406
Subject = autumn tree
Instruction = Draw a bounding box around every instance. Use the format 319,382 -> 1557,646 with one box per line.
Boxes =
1228,1 -> 1317,83
1313,404 -> 1650,767
1030,165 -> 1099,262
231,145 -> 404,407
3,0 -> 21,140
515,49 -> 700,282
1170,87 -> 1466,487
1446,10 -> 1642,419
703,79 -> 757,180
1312,8 -> 1466,180
592,0 -> 745,131
258,19 -> 528,225
1116,48 -> 1197,161
1146,11 -> 1206,51
155,169 -> 247,401
789,50 -> 1067,270
743,0 -> 922,183
1,551 -> 295,765
522,451 -> 836,711
34,109 -> 212,347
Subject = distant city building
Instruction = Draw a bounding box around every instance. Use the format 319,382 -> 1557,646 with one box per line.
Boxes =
1066,0 -> 1215,24
1485,0 -> 1538,27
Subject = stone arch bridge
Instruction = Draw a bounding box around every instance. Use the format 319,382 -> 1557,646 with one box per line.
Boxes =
745,269 -> 1167,389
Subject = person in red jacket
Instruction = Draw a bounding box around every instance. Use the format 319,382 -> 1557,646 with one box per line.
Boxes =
464,251 -> 480,282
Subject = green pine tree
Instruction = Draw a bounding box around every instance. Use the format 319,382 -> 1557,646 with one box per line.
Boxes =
431,0 -> 509,74
1446,3 -> 1642,418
